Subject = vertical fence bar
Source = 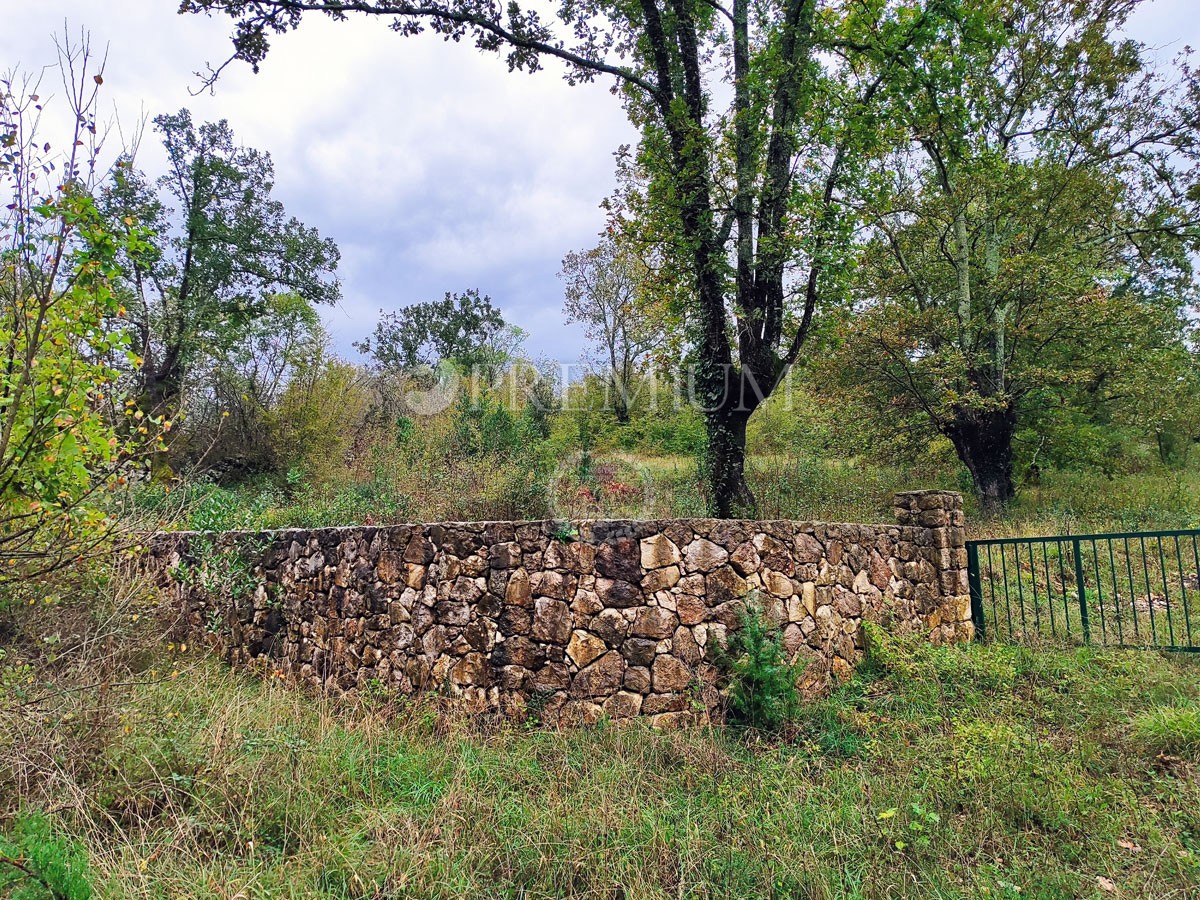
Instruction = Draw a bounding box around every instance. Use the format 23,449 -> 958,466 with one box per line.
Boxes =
1141,535 -> 1158,645
1192,534 -> 1200,650
1175,536 -> 1193,648
1108,539 -> 1124,646
999,544 -> 1014,637
1091,539 -> 1107,645
967,542 -> 985,642
987,543 -> 1001,639
1013,543 -> 1029,638
1057,540 -> 1071,639
1123,537 -> 1140,643
1159,537 -> 1175,647
1042,542 -> 1056,639
1074,537 -> 1090,645
1027,542 -> 1042,635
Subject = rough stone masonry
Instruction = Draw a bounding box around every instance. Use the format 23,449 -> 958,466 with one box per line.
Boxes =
143,490 -> 972,727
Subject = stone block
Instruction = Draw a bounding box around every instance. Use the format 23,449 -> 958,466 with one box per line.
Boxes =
683,538 -> 728,573
604,691 -> 643,719
532,597 -> 572,644
567,629 -> 607,668
571,651 -> 625,698
596,577 -> 642,608
642,565 -> 681,593
641,533 -> 682,569
652,655 -> 693,692
631,607 -> 678,639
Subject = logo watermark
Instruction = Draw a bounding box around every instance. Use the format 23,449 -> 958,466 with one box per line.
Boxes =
390,359 -> 798,419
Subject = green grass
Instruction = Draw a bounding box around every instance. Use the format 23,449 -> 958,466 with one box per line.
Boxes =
1131,704 -> 1200,758
4,613 -> 1200,898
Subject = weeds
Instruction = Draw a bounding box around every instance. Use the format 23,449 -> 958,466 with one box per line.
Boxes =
1131,703 -> 1200,758
5,462 -> 1200,896
2,601 -> 1199,896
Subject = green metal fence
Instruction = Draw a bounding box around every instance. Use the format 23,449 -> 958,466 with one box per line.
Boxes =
967,529 -> 1200,651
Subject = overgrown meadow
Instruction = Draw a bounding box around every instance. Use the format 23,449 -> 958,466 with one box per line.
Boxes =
4,582 -> 1200,898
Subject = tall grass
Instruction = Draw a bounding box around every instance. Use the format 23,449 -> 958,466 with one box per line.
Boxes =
3,599 -> 1199,897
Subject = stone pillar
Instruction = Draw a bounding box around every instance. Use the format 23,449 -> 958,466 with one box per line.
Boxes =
893,490 -> 974,644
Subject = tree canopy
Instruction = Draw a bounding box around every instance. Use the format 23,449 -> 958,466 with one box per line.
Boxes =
102,109 -> 341,418
836,0 -> 1200,510
355,288 -> 522,380
561,232 -> 662,423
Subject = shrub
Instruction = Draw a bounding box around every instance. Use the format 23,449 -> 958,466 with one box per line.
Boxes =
717,598 -> 799,731
0,812 -> 93,899
1,55 -> 164,583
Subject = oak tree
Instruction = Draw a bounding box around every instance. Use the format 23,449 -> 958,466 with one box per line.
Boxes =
841,0 -> 1200,511
355,288 -> 523,382
102,109 -> 341,419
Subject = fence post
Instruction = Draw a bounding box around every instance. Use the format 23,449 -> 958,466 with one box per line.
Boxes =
893,490 -> 972,643
966,541 -> 985,642
1073,537 -> 1090,644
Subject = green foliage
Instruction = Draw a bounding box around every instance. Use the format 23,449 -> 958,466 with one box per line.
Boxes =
451,391 -> 526,458
0,813 -> 92,899
355,289 -> 520,381
560,232 -> 663,423
1,46 -> 164,582
184,483 -> 279,533
170,532 -> 265,621
717,598 -> 799,731
832,0 -> 1200,509
8,611 -> 1200,897
267,347 -> 370,484
102,109 -> 340,418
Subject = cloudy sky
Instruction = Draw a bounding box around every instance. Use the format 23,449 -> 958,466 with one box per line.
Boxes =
3,1 -> 1198,362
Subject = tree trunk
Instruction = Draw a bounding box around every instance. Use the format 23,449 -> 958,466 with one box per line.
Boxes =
707,409 -> 756,518
945,403 -> 1017,515
610,373 -> 630,425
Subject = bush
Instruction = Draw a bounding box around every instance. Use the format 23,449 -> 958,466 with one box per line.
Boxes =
717,598 -> 799,730
0,812 -> 93,899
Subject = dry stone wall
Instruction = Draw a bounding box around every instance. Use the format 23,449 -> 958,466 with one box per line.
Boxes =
145,490 -> 972,727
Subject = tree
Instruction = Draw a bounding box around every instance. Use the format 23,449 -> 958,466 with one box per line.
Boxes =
560,232 -> 661,423
268,337 -> 372,483
193,292 -> 326,474
356,288 -> 524,381
1,37 -> 162,583
180,0 -> 925,517
101,109 -> 340,419
838,0 -> 1200,511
